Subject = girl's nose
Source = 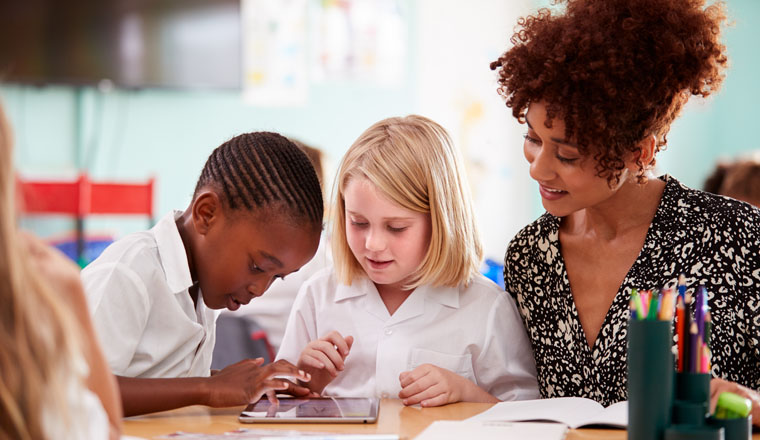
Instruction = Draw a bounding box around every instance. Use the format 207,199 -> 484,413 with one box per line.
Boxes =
364,228 -> 386,252
249,277 -> 275,297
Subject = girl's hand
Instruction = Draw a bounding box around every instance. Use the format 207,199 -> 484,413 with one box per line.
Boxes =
710,378 -> 760,426
398,364 -> 498,407
203,358 -> 312,407
297,331 -> 354,394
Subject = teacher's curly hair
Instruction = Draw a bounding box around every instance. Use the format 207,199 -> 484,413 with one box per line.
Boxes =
490,0 -> 728,185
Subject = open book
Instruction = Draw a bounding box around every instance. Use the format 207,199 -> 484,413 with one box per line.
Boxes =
468,397 -> 628,429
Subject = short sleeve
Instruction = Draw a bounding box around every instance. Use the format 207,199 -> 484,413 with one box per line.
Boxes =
275,280 -> 319,364
475,292 -> 539,401
81,262 -> 151,375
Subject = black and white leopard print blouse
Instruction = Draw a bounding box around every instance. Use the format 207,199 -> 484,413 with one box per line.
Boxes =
504,175 -> 760,406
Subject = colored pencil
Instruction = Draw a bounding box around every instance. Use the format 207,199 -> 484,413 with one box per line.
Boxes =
676,295 -> 685,371
690,321 -> 699,373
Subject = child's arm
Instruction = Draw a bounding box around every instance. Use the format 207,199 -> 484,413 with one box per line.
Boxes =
297,330 -> 354,394
397,364 -> 499,407
118,358 -> 313,416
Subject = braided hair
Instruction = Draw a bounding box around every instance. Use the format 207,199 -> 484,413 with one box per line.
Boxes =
194,132 -> 323,230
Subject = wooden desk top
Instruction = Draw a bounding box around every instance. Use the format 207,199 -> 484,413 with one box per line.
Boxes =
123,399 -> 628,439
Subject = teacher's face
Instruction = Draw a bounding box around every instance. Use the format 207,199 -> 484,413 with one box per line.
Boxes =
523,101 -> 628,217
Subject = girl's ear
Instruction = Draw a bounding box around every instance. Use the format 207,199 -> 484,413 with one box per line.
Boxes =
191,191 -> 222,236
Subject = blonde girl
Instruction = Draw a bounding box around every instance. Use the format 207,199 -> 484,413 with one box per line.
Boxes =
0,101 -> 122,439
277,115 -> 538,407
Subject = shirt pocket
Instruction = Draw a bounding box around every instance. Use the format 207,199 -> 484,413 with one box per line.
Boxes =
408,348 -> 476,383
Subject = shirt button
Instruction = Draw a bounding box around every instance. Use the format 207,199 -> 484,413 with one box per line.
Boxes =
384,328 -> 393,336
381,392 -> 389,398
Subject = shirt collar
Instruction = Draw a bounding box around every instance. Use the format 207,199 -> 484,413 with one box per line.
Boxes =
333,274 -> 461,309
153,210 -> 195,293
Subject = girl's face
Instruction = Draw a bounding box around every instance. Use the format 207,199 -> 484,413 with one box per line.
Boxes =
343,177 -> 431,292
194,208 -> 320,311
523,101 -> 631,217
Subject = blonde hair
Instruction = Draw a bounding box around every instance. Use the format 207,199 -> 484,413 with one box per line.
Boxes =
0,102 -> 83,439
331,115 -> 482,289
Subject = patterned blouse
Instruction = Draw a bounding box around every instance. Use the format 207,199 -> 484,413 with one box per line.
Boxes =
504,175 -> 760,406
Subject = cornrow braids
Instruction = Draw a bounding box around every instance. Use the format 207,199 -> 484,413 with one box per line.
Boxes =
194,132 -> 323,229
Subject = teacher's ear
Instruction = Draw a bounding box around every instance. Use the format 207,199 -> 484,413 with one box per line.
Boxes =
635,134 -> 657,170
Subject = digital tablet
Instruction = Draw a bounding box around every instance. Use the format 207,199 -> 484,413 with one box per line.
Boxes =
239,397 -> 379,424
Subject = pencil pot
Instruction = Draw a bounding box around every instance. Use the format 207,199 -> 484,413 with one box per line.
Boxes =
672,372 -> 711,425
628,319 -> 675,440
708,416 -> 752,440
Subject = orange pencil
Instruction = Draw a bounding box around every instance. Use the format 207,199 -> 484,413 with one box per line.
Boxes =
659,288 -> 675,321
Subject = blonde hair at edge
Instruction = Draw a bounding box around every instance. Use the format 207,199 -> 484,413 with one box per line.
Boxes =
331,114 -> 483,289
0,103 -> 83,439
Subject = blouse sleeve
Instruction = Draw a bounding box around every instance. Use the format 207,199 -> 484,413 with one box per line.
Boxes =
275,281 -> 319,364
80,262 -> 151,375
475,292 -> 539,401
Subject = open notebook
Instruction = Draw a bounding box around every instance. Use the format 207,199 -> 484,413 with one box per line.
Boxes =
468,397 -> 628,429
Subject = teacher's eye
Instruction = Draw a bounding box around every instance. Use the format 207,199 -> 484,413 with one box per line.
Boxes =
555,154 -> 578,164
523,133 -> 541,145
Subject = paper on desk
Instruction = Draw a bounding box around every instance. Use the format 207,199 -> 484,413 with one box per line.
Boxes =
158,429 -> 328,439
414,420 -> 567,440
159,430 -> 398,440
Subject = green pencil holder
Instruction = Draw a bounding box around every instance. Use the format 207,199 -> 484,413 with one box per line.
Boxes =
664,425 -> 725,440
676,372 -> 711,403
708,415 -> 752,440
673,372 -> 711,425
628,319 -> 675,440
673,399 -> 709,425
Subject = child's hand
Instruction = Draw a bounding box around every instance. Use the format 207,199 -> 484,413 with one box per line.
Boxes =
398,364 -> 498,407
204,358 -> 312,407
297,331 -> 354,394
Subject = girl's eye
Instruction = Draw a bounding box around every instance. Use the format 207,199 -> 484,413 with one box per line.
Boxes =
249,263 -> 264,274
388,226 -> 407,233
350,220 -> 368,227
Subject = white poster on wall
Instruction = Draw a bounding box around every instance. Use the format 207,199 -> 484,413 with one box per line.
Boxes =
309,0 -> 406,85
242,0 -> 309,106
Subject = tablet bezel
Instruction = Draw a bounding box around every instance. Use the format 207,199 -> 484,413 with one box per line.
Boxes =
238,397 -> 380,424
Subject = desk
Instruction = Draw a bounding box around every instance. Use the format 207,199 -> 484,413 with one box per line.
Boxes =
124,399 -> 626,439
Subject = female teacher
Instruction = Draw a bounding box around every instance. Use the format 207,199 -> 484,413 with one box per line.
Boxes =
490,0 -> 760,423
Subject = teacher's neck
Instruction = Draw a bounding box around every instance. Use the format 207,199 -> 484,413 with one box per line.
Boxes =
563,178 -> 666,241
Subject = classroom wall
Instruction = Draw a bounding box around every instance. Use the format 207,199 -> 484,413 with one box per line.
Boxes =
3,0 -> 759,263
659,0 -> 760,186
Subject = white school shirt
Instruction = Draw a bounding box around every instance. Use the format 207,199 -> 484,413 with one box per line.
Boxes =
277,268 -> 539,401
42,352 -> 109,440
82,210 -> 218,378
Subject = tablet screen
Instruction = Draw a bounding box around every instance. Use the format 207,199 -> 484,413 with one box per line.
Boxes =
239,397 -> 379,423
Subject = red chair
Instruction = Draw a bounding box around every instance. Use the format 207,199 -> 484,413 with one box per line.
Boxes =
16,173 -> 154,265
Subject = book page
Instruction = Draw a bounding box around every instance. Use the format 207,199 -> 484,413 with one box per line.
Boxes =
576,400 -> 627,428
415,421 -> 568,440
468,397 -> 627,428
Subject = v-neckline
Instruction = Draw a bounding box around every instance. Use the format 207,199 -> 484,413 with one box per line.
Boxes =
553,176 -> 673,355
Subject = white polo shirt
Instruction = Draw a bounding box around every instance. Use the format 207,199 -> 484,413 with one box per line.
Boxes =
82,211 -> 218,378
277,269 -> 539,401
